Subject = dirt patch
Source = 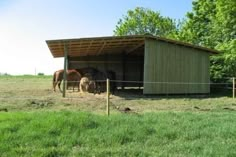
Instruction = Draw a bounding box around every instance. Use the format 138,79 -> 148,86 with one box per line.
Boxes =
27,99 -> 54,108
0,76 -> 236,113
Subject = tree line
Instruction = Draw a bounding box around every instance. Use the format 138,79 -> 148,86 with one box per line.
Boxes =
113,0 -> 236,82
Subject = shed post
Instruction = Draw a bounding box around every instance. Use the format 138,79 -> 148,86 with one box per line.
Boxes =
122,52 -> 126,90
233,77 -> 235,99
63,42 -> 68,97
106,78 -> 110,116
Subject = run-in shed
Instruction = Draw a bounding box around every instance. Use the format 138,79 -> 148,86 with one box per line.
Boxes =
46,35 -> 218,94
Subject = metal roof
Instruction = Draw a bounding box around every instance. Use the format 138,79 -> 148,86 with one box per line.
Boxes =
46,35 -> 219,58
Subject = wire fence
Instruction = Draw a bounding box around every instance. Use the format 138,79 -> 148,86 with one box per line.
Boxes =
0,78 -> 235,99
0,77 -> 235,115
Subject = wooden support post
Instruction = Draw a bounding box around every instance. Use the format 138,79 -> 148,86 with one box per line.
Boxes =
106,78 -> 110,116
63,43 -> 68,98
139,56 -> 144,89
122,52 -> 126,90
233,77 -> 235,99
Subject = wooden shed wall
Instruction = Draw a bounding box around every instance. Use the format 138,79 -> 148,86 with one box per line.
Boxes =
143,39 -> 210,94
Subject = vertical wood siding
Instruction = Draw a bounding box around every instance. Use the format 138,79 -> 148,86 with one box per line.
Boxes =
144,39 -> 210,94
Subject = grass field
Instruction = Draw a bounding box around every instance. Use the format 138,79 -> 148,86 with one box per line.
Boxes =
1,111 -> 236,156
0,75 -> 236,156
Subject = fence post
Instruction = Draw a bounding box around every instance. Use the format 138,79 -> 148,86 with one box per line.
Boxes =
106,78 -> 110,116
233,77 -> 235,99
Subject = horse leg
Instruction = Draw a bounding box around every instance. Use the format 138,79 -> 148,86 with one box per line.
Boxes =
53,82 -> 57,92
85,84 -> 89,92
72,82 -> 78,92
79,82 -> 83,93
93,82 -> 96,95
58,81 -> 62,92
95,85 -> 100,94
111,83 -> 116,95
53,72 -> 57,92
72,82 -> 75,92
97,82 -> 101,94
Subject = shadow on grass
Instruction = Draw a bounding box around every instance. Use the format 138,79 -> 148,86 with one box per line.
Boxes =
113,87 -> 232,100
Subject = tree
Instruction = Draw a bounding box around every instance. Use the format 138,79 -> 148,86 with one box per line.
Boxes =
210,40 -> 236,81
114,7 -> 177,38
176,0 -> 217,47
178,0 -> 236,81
213,0 -> 236,43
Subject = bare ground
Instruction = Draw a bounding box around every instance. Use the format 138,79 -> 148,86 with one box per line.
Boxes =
0,76 -> 235,114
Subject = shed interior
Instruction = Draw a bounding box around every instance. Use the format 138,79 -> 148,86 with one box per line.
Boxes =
47,36 -> 147,89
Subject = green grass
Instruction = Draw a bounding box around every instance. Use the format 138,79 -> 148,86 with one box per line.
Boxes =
1,76 -> 236,156
1,111 -> 236,156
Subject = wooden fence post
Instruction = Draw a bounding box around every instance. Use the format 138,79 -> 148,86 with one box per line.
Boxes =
106,79 -> 110,116
233,77 -> 235,99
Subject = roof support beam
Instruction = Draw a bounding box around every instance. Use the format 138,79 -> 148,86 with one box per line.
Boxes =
97,41 -> 106,55
85,40 -> 93,56
126,41 -> 144,54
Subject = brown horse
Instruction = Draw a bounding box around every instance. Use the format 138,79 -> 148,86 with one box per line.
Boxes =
53,69 -> 82,92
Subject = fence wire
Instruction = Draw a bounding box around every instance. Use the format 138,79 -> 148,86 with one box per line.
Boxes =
0,77 -> 234,100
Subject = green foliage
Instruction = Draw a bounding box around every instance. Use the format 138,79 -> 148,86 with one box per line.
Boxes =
114,7 -> 177,38
1,111 -> 236,156
211,40 -> 236,80
178,0 -> 236,81
177,0 -> 236,47
213,0 -> 236,43
177,0 -> 217,47
37,72 -> 44,76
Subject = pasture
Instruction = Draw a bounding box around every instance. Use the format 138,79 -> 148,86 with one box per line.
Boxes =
1,75 -> 236,156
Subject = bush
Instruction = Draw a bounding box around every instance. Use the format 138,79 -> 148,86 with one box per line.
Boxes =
37,73 -> 44,76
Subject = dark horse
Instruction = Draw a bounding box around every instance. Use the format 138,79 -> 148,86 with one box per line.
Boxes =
105,70 -> 117,94
53,69 -> 82,92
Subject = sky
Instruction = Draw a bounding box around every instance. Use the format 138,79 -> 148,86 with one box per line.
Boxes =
0,0 -> 193,75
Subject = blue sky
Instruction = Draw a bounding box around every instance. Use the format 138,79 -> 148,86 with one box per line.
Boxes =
0,0 -> 193,75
